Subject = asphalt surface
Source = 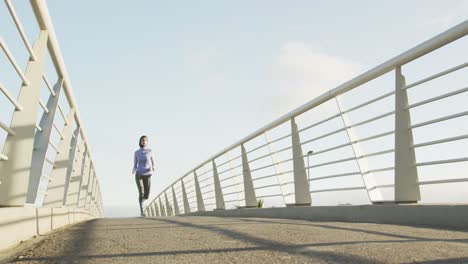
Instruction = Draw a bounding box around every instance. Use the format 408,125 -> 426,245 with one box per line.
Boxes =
2,216 -> 468,263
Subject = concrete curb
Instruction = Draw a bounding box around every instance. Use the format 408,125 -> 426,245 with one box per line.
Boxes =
0,207 -> 98,251
181,204 -> 468,230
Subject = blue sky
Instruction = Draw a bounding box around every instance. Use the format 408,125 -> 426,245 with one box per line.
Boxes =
1,1 -> 467,217
47,1 -> 467,217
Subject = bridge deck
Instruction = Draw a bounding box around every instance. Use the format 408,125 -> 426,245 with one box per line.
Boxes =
3,216 -> 468,263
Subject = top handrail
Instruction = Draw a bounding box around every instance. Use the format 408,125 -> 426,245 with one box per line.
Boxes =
159,20 -> 468,190
30,0 -> 95,168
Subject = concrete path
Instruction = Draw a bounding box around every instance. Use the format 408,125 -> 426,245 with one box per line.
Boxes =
2,216 -> 468,263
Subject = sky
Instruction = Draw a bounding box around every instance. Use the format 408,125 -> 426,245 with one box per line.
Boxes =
1,1 -> 467,217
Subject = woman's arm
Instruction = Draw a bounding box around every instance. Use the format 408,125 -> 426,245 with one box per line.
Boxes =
132,151 -> 137,174
150,151 -> 155,172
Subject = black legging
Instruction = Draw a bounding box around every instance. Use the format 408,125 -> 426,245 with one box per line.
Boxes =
135,175 -> 151,214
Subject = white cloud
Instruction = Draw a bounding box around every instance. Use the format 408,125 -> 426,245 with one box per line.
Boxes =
271,41 -> 364,113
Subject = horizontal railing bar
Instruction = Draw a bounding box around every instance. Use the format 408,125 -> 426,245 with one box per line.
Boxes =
0,153 -> 9,161
221,182 -> 242,189
348,110 -> 394,129
305,131 -> 394,158
298,113 -> 341,133
368,184 -> 394,191
301,128 -> 346,146
200,182 -> 213,189
53,123 -> 64,139
0,82 -> 23,111
218,164 -> 242,175
0,39 -> 30,85
196,167 -> 213,178
407,86 -> 468,110
412,134 -> 468,149
0,120 -> 16,136
246,133 -> 291,154
250,158 -> 293,172
252,169 -> 293,182
342,91 -> 395,114
39,99 -> 49,114
411,110 -> 468,129
57,105 -> 68,124
216,154 -> 242,167
224,199 -> 240,203
419,178 -> 468,185
149,20 -> 468,202
220,173 -> 243,182
353,130 -> 395,144
405,62 -> 468,89
5,0 -> 37,60
363,166 -> 394,174
198,176 -> 212,184
42,75 -> 56,97
310,186 -> 367,193
308,156 -> 356,169
416,157 -> 468,167
35,124 -> 42,132
201,190 -> 214,195
357,148 -> 394,159
224,190 -> 242,196
309,171 -> 361,181
255,183 -> 280,190
305,142 -> 352,157
249,152 -> 275,163
256,193 -> 283,199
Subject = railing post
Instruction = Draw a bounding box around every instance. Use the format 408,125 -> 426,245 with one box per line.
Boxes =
164,191 -> 172,216
65,142 -> 85,207
212,160 -> 225,210
194,171 -> 205,212
85,168 -> 95,210
62,126 -> 79,206
154,201 -> 160,217
0,31 -> 48,206
43,108 -> 75,207
75,145 -> 88,207
291,117 -> 312,206
159,197 -> 166,217
241,144 -> 257,208
394,66 -> 420,203
149,204 -> 154,217
171,186 -> 180,215
28,77 -> 63,204
181,179 -> 190,214
78,155 -> 91,208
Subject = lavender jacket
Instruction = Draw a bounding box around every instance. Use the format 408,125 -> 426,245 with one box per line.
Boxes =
133,147 -> 155,176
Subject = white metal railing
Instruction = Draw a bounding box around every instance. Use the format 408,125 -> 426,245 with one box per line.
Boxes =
0,0 -> 103,217
145,20 -> 468,217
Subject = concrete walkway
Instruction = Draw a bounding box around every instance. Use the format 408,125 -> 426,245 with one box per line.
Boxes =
2,216 -> 468,263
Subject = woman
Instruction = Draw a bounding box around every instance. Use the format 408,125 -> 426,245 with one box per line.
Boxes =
132,135 -> 155,217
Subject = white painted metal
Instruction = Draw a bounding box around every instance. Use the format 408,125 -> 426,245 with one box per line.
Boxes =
0,31 -> 48,206
28,78 -> 63,204
146,21 -> 467,214
290,117 -> 311,206
394,67 -> 420,203
164,192 -> 171,216
63,127 -> 80,206
181,179 -> 190,214
4,0 -> 37,61
0,82 -> 23,111
193,171 -> 205,211
171,186 -> 180,215
212,160 -> 225,210
241,144 -> 257,207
